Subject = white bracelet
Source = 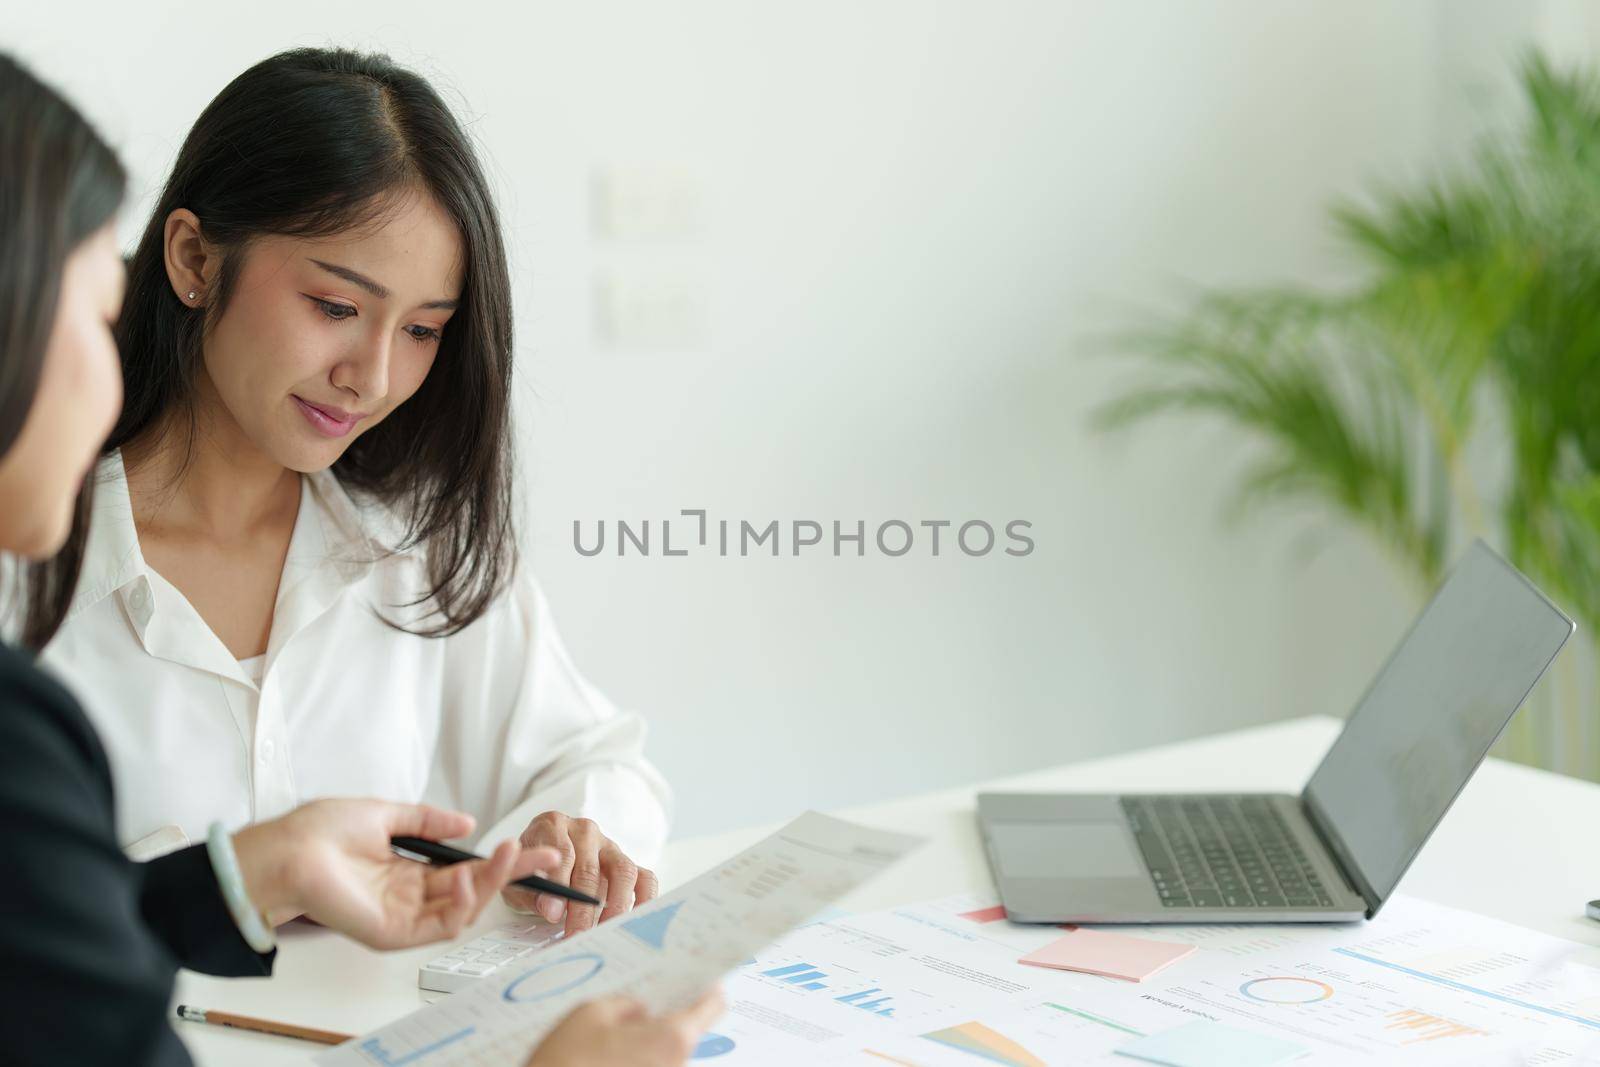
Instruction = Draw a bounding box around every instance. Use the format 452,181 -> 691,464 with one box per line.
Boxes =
205,821 -> 277,954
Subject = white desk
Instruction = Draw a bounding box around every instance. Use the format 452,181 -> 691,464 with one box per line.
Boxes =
173,716 -> 1600,1064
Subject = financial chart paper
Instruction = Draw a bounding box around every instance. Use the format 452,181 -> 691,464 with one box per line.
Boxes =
316,812 -> 923,1067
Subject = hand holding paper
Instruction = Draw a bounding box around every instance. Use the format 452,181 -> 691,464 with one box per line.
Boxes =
317,812 -> 924,1067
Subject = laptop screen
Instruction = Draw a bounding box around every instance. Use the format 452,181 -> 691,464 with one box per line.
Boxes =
1303,541 -> 1573,906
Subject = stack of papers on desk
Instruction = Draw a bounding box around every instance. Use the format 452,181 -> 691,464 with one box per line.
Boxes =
681,891 -> 1600,1064
321,830 -> 1600,1065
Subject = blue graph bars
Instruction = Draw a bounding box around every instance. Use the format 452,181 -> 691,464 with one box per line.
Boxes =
764,963 -> 829,987
837,988 -> 894,1016
760,964 -> 896,1017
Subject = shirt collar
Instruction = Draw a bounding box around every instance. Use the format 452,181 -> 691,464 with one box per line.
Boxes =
66,452 -> 417,631
66,450 -> 147,621
68,452 -> 239,680
70,451 -> 412,633
51,452 -> 445,683
304,467 -> 410,567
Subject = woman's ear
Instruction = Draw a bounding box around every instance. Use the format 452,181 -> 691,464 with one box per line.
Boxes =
162,208 -> 217,306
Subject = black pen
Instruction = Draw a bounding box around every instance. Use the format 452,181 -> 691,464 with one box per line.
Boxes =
390,836 -> 601,906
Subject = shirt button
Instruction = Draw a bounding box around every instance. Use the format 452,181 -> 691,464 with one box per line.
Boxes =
259,739 -> 276,762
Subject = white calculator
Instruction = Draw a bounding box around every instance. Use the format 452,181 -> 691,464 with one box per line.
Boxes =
418,918 -> 567,993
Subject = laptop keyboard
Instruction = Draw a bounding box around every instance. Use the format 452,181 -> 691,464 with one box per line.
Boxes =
1121,795 -> 1335,909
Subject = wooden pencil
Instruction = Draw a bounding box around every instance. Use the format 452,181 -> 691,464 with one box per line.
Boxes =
175,1004 -> 353,1046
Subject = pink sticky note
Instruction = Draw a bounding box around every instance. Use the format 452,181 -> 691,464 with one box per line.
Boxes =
1018,928 -> 1196,982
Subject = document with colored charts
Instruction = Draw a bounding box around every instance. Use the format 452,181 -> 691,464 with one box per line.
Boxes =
667,892 -> 1600,1064
314,812 -> 924,1067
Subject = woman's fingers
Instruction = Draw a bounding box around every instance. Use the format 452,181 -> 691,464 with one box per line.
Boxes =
403,864 -> 475,948
574,994 -> 643,1027
511,844 -> 564,880
653,989 -> 726,1063
636,866 -> 660,906
564,820 -> 608,937
421,860 -> 465,900
417,841 -> 532,939
523,817 -> 577,926
525,993 -> 719,1067
464,841 -> 520,924
669,987 -> 726,1033
515,813 -> 651,936
420,865 -> 474,944
446,864 -> 475,936
599,845 -> 640,924
386,801 -> 476,844
498,844 -> 566,916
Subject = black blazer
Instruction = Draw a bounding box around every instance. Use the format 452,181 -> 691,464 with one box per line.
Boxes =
0,640 -> 273,1065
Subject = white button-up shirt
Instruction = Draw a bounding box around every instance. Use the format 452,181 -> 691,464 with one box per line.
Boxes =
34,452 -> 671,864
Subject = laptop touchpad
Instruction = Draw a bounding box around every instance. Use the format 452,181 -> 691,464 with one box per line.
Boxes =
988,821 -> 1144,879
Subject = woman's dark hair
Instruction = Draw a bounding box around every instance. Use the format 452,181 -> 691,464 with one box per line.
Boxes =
37,47 -> 517,641
0,53 -> 126,649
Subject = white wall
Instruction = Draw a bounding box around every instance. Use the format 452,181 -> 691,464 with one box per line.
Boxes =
10,2 -> 1579,836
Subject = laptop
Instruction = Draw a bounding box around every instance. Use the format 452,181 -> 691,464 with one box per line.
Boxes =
977,540 -> 1574,924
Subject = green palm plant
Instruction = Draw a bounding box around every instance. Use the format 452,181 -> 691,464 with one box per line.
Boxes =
1098,52 -> 1600,776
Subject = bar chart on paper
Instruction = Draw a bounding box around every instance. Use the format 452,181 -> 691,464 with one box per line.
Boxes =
694,892 -> 1600,1065
754,959 -> 911,1018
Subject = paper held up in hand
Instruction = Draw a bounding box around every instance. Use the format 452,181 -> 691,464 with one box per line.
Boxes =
315,811 -> 924,1067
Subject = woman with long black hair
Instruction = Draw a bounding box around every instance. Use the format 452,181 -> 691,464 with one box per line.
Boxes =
26,48 -> 669,938
0,52 -> 715,1067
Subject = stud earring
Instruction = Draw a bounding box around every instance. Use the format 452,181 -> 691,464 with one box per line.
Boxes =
186,290 -> 198,302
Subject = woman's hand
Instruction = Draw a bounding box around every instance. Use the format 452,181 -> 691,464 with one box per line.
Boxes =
524,990 -> 724,1067
508,812 -> 659,938
233,799 -> 563,950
